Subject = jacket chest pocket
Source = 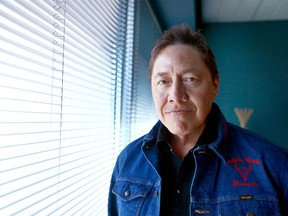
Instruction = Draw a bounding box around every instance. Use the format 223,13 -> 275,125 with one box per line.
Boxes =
191,195 -> 281,216
112,181 -> 153,216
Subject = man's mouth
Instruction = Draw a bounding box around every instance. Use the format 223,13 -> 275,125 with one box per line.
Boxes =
165,109 -> 192,114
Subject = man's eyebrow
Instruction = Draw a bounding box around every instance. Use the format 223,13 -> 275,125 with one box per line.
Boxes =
153,72 -> 169,79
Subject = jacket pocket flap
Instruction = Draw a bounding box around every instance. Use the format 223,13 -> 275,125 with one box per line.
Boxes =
112,181 -> 152,201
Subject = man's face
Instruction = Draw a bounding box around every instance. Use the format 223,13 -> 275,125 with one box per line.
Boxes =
151,44 -> 219,137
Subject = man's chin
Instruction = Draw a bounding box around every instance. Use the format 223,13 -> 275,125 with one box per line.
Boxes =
165,123 -> 190,136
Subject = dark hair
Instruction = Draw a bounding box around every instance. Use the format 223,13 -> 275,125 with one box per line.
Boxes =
149,24 -> 219,80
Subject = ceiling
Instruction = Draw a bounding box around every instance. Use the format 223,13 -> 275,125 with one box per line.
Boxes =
149,0 -> 288,30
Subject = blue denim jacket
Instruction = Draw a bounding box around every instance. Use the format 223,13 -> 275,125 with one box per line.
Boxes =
108,105 -> 288,215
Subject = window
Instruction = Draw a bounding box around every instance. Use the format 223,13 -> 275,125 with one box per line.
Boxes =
0,0 -> 134,214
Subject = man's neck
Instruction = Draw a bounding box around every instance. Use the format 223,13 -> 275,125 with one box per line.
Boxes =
169,127 -> 204,160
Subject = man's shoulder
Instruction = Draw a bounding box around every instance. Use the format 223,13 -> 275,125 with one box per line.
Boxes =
226,122 -> 288,159
120,121 -> 161,153
121,135 -> 146,153
112,126 -> 160,180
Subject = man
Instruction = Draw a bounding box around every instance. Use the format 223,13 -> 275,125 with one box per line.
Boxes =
108,24 -> 288,215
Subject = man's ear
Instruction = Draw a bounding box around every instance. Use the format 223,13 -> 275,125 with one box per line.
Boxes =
213,74 -> 220,97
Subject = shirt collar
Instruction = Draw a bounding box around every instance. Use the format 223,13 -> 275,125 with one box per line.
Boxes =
207,103 -> 229,164
156,124 -> 172,154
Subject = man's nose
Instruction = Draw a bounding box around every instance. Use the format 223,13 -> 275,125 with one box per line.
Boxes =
167,81 -> 188,103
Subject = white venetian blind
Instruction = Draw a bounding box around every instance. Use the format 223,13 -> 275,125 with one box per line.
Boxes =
0,0 -> 134,215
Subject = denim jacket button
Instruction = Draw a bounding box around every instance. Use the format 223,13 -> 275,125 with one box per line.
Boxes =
124,190 -> 130,197
246,212 -> 255,216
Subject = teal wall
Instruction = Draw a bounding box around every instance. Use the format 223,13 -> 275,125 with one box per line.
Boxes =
203,21 -> 288,149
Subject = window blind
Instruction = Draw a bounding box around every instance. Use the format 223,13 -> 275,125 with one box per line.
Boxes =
0,0 -> 134,215
130,0 -> 159,141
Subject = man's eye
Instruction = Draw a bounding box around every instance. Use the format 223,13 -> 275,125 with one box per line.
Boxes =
184,77 -> 197,82
157,80 -> 168,85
